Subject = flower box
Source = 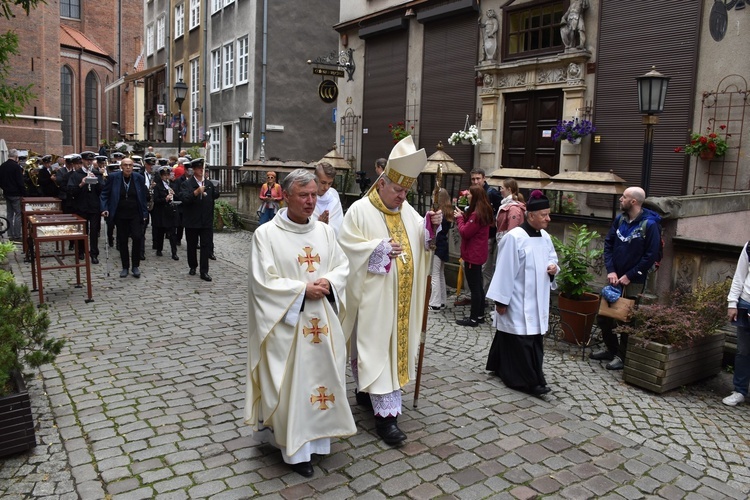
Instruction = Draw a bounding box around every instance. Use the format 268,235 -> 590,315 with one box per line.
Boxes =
0,371 -> 37,458
622,331 -> 725,394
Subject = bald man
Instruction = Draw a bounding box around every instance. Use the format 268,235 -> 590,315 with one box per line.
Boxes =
589,186 -> 661,370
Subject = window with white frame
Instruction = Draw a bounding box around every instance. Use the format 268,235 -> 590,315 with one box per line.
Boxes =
236,123 -> 246,165
209,126 -> 221,166
156,16 -> 165,50
190,58 -> 200,142
225,0 -> 235,6
223,43 -> 234,89
210,49 -> 221,92
189,0 -> 200,30
211,0 -> 222,14
175,4 -> 184,38
146,24 -> 154,56
236,36 -> 248,85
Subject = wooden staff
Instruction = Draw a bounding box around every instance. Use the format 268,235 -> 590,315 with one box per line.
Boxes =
414,165 -> 442,408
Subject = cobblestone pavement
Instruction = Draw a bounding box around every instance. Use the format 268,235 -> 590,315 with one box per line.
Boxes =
1,222 -> 749,499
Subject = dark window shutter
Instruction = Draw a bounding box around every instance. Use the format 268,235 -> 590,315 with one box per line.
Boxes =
420,13 -> 478,180
591,1 -> 701,196
360,30 -> 409,178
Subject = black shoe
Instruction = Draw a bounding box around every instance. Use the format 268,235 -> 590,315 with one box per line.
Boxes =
131,267 -> 141,278
606,357 -> 624,370
200,273 -> 212,282
530,385 -> 551,396
429,305 -> 444,311
68,243 -> 75,251
176,241 -> 182,246
78,254 -> 85,261
189,268 -> 196,276
589,349 -> 615,361
140,253 -> 146,260
120,268 -> 128,278
172,254 -> 179,261
209,253 -> 216,260
375,416 -> 407,446
108,237 -> 114,247
156,250 -> 163,256
456,318 -> 479,327
290,461 -> 314,477
91,257 -> 99,264
355,390 -> 372,408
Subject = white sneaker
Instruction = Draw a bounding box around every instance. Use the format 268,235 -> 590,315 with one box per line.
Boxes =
723,392 -> 745,406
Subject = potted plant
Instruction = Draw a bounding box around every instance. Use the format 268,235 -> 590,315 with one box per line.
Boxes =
214,200 -> 244,231
0,242 -> 65,458
552,118 -> 595,144
674,125 -> 729,160
448,124 -> 481,146
619,278 -> 730,393
551,224 -> 603,344
388,121 -> 412,144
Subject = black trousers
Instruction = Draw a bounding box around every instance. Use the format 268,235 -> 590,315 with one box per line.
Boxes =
154,226 -> 177,254
115,216 -> 143,270
76,212 -> 101,258
185,227 -> 213,274
464,261 -> 485,321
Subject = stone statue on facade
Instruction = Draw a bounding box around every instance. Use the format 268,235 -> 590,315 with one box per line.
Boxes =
561,0 -> 588,50
480,9 -> 499,61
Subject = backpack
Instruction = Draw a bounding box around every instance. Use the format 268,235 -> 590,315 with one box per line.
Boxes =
615,210 -> 664,271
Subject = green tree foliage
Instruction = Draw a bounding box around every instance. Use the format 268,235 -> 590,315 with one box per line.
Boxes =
0,0 -> 42,122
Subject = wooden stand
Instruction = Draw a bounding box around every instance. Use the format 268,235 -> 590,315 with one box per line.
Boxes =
27,214 -> 93,305
20,197 -> 62,257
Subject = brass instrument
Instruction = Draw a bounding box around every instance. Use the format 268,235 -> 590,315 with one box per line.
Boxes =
24,154 -> 41,189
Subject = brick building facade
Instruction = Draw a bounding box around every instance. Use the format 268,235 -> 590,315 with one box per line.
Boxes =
0,0 -> 142,157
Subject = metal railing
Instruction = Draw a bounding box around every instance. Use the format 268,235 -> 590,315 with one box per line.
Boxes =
205,165 -> 242,195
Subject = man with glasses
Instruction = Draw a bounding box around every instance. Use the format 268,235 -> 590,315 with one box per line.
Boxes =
258,171 -> 282,225
100,158 -> 148,278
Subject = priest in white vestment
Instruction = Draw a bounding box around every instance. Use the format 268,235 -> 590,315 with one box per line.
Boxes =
311,162 -> 344,237
339,136 -> 443,446
245,169 -> 356,477
485,190 -> 558,397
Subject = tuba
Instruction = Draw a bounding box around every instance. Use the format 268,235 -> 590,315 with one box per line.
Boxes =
24,154 -> 41,190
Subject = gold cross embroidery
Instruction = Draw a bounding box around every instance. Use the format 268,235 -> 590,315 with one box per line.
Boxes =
297,246 -> 320,272
303,318 -> 329,344
310,386 -> 335,410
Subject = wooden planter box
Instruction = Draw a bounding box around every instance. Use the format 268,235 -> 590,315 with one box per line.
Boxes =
0,371 -> 37,457
623,332 -> 725,394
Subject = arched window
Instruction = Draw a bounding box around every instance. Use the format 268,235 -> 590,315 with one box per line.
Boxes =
61,66 -> 73,146
85,72 -> 99,146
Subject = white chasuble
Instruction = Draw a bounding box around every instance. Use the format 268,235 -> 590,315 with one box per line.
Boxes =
311,187 -> 344,238
245,208 -> 355,457
339,194 -> 432,395
487,226 -> 558,336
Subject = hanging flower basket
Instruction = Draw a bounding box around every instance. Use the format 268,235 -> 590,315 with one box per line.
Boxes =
699,150 -> 715,161
552,119 -> 595,144
675,125 -> 729,159
448,115 -> 481,146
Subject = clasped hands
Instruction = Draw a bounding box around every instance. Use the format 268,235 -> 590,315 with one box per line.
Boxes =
305,278 -> 330,301
427,209 -> 443,227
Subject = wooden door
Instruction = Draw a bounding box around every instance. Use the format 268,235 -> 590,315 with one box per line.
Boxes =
503,90 -> 562,175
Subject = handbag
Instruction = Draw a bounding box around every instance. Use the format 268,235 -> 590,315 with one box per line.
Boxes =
598,295 -> 636,322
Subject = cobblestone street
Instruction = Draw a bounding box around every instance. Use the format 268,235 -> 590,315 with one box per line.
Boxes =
1,224 -> 749,499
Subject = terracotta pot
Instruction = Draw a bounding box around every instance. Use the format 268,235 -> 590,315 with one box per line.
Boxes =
557,292 -> 600,344
699,150 -> 715,160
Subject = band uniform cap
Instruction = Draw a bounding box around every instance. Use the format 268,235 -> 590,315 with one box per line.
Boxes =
112,152 -> 125,158
144,152 -> 156,158
384,135 -> 427,189
18,150 -> 28,158
158,158 -> 169,165
80,151 -> 96,160
131,155 -> 142,161
160,167 -> 171,175
42,155 -> 52,162
95,155 -> 107,162
144,156 -> 157,164
178,157 -> 189,164
191,158 -> 205,168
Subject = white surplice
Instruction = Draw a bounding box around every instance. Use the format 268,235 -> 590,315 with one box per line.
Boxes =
244,208 -> 356,462
312,187 -> 344,238
487,225 -> 558,335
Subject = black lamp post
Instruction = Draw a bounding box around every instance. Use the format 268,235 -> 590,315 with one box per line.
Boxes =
173,78 -> 188,156
636,66 -> 670,196
239,115 -> 252,163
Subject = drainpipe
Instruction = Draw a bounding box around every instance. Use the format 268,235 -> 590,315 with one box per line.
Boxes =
203,0 -> 209,151
259,0 -> 267,161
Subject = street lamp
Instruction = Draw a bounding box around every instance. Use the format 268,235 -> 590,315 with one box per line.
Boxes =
173,78 -> 188,156
636,66 -> 670,196
239,114 -> 252,163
